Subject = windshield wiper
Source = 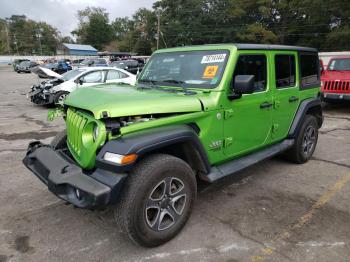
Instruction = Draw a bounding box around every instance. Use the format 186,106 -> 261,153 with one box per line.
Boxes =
137,79 -> 159,89
161,79 -> 195,95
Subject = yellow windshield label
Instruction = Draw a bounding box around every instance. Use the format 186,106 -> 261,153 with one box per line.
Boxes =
203,65 -> 219,79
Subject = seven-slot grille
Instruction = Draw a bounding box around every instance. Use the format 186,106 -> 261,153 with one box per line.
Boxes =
66,108 -> 88,155
323,80 -> 350,92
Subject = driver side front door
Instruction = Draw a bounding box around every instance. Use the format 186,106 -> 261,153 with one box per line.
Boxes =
223,52 -> 273,159
78,71 -> 105,88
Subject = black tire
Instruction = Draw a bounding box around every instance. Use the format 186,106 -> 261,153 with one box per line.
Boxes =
50,129 -> 67,150
116,154 -> 197,247
53,91 -> 69,105
284,115 -> 318,164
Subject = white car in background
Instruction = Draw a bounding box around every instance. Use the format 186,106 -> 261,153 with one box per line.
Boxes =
28,67 -> 136,105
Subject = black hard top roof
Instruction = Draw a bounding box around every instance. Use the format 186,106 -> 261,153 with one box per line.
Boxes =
234,43 -> 317,52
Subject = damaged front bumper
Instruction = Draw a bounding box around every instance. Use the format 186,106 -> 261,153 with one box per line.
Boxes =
23,142 -> 127,208
27,88 -> 54,105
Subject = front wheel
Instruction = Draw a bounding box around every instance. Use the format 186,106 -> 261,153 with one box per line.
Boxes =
53,91 -> 69,105
285,115 -> 319,164
116,154 -> 197,247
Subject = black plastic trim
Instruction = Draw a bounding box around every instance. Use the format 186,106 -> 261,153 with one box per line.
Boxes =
23,142 -> 127,208
322,93 -> 350,101
288,97 -> 323,138
203,139 -> 295,182
96,125 -> 211,173
235,44 -> 317,52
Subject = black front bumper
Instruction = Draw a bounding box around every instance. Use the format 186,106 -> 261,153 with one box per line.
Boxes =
322,92 -> 350,101
23,142 -> 127,208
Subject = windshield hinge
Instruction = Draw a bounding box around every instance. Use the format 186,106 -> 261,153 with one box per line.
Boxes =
224,109 -> 234,119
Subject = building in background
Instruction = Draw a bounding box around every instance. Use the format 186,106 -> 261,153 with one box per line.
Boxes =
57,43 -> 98,56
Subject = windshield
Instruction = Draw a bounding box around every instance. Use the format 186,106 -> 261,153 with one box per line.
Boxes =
111,61 -> 131,68
81,59 -> 92,65
61,69 -> 86,81
138,50 -> 229,89
20,61 -> 30,66
96,59 -> 107,64
328,59 -> 350,71
44,63 -> 56,68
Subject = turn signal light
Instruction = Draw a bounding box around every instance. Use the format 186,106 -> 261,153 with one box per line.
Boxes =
103,152 -> 137,165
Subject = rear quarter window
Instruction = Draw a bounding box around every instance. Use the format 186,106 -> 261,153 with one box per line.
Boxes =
275,55 -> 296,89
299,53 -> 320,89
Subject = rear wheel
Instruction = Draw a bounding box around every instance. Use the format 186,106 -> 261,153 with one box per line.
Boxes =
116,154 -> 197,247
285,115 -> 318,163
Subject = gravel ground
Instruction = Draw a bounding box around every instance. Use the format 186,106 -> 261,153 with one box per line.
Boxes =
0,65 -> 349,262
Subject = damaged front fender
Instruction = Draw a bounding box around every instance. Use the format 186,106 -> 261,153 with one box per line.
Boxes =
47,107 -> 66,121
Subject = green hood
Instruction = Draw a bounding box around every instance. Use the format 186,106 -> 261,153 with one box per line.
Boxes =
64,84 -> 203,119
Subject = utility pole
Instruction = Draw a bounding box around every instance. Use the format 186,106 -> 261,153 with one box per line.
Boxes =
13,34 -> 19,55
156,10 -> 161,50
36,29 -> 43,56
4,18 -> 11,54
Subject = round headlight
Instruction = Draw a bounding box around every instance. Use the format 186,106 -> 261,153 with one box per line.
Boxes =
93,124 -> 99,142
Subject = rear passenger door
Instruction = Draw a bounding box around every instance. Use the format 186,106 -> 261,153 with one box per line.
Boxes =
106,69 -> 130,84
271,52 -> 299,142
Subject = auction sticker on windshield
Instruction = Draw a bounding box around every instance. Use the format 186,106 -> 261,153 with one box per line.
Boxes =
201,54 -> 226,64
203,65 -> 219,79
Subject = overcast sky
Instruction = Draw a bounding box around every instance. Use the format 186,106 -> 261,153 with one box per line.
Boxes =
0,0 -> 156,36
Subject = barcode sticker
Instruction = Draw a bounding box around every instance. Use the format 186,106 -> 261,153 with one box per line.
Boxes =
201,54 -> 226,64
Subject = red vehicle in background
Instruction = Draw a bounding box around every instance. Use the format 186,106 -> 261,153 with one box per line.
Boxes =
321,56 -> 350,102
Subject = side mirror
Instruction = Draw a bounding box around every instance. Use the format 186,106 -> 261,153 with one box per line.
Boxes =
320,65 -> 324,75
319,59 -> 324,75
75,78 -> 83,85
229,75 -> 255,100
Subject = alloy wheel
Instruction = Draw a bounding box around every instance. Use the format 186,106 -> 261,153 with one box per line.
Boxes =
145,177 -> 187,231
302,125 -> 316,157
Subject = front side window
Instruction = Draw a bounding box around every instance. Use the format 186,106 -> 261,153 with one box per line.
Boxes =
328,58 -> 350,71
300,53 -> 319,88
62,69 -> 85,81
275,55 -> 296,88
81,71 -> 103,83
233,55 -> 267,92
139,50 -> 230,89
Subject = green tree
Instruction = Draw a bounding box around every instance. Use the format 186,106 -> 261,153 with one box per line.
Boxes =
6,15 -> 59,55
112,17 -> 133,40
0,19 -> 9,54
72,7 -> 113,50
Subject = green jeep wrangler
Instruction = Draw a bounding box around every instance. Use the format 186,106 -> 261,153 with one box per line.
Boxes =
23,44 -> 323,247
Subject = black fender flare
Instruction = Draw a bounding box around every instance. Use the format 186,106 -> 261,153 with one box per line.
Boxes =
96,125 -> 211,173
288,97 -> 323,138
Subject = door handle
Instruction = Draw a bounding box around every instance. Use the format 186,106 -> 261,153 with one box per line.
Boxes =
289,96 -> 299,103
260,102 -> 273,109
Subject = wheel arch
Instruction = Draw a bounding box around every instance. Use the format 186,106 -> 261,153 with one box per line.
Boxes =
288,97 -> 323,138
96,124 -> 211,176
